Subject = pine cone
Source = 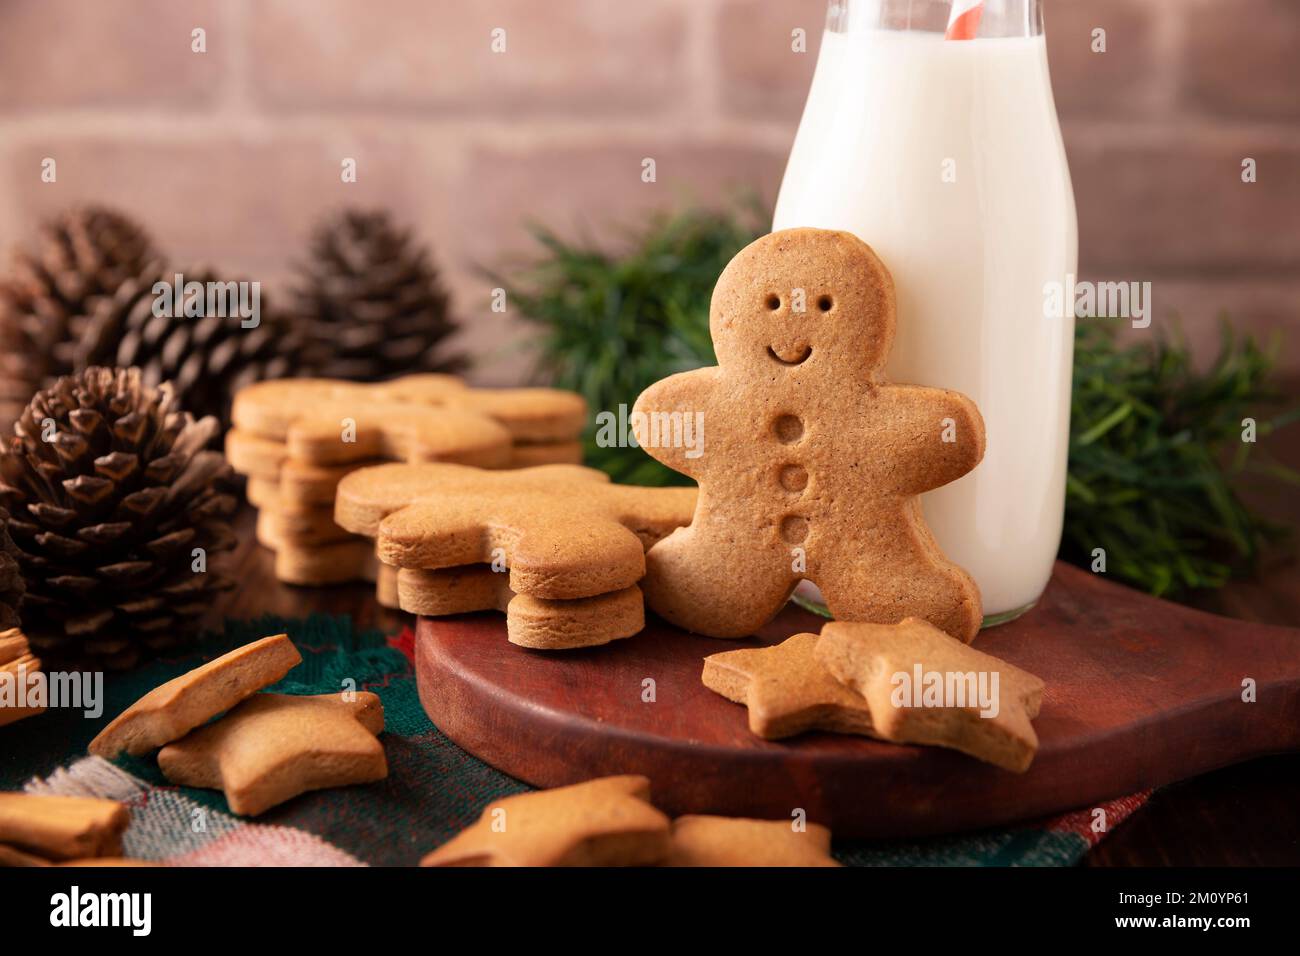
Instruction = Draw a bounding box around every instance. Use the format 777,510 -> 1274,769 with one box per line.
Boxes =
292,209 -> 466,381
75,268 -> 305,431
0,507 -> 23,631
0,368 -> 237,670
0,206 -> 158,429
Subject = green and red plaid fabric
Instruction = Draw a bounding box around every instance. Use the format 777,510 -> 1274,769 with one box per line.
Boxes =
0,616 -> 1148,866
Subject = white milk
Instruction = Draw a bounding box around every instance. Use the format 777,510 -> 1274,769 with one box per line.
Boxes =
774,29 -> 1077,620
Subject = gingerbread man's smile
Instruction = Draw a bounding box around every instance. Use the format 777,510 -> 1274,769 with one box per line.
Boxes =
767,343 -> 812,366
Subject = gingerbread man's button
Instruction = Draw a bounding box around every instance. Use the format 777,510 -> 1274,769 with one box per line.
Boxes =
777,464 -> 808,493
772,414 -> 803,444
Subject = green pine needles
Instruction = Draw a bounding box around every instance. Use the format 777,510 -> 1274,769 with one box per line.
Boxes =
496,202 -> 766,485
1065,319 -> 1298,596
502,204 -> 1297,598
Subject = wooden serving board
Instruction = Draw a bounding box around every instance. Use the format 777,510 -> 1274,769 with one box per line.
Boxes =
414,561 -> 1300,838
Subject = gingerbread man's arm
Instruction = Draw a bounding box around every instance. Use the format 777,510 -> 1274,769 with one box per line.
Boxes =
630,368 -> 718,480
869,386 -> 986,495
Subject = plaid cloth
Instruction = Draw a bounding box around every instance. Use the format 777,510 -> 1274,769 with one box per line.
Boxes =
0,616 -> 1149,866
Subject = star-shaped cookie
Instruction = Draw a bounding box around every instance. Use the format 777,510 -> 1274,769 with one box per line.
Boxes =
816,618 -> 1045,772
157,692 -> 386,816
89,634 -> 301,758
701,632 -> 876,740
420,775 -> 671,867
667,815 -> 840,867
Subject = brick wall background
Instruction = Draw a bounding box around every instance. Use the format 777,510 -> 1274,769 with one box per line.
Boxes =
0,0 -> 1296,384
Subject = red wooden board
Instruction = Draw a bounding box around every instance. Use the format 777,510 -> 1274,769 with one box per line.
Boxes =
414,561 -> 1300,838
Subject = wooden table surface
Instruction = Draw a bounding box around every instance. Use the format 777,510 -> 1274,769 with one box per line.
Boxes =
217,507 -> 1300,866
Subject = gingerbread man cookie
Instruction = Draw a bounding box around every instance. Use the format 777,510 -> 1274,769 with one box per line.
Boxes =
230,379 -> 514,468
634,228 -> 985,642
334,462 -> 696,600
230,375 -> 587,466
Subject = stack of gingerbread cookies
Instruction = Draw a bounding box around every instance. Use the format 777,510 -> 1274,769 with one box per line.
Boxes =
225,375 -> 587,589
0,628 -> 43,728
334,462 -> 697,649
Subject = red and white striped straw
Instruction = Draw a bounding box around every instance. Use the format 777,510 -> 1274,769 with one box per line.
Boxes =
945,0 -> 984,40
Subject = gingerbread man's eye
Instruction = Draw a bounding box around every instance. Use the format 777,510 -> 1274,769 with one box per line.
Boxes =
765,294 -> 781,311
817,295 -> 833,312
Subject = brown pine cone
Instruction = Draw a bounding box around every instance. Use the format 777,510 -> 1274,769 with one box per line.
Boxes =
0,367 -> 237,670
0,507 -> 23,631
0,206 -> 158,429
292,209 -> 467,381
74,268 -> 305,431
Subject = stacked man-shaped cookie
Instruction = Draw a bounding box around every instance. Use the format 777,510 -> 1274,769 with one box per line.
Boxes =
333,462 -> 696,649
226,375 -> 588,595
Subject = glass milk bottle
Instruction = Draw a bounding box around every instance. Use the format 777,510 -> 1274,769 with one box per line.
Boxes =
774,0 -> 1077,624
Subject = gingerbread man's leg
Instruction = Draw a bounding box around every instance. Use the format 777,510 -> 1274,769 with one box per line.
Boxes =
814,508 -> 982,643
643,521 -> 796,639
